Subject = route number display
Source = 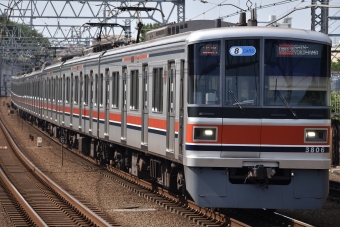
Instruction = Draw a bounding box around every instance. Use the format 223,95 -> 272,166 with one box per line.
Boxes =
229,46 -> 256,56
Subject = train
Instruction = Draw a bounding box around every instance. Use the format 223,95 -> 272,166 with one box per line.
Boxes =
11,17 -> 331,209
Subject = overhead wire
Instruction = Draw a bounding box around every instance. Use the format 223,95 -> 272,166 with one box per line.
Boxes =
221,0 -> 300,19
275,0 -> 304,21
189,0 -> 229,20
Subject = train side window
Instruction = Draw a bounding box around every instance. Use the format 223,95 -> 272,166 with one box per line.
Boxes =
105,69 -> 109,107
90,73 -> 94,104
152,68 -> 163,113
95,74 -> 98,105
100,73 -> 104,107
52,78 -> 55,102
49,79 -> 51,102
79,72 -> 83,104
43,80 -> 46,100
75,76 -> 79,105
130,70 -> 139,110
51,79 -> 54,101
71,74 -> 74,104
62,75 -> 65,103
46,79 -> 49,101
66,77 -> 70,103
59,78 -> 62,102
112,72 -> 119,108
45,80 -> 47,101
84,74 -> 89,105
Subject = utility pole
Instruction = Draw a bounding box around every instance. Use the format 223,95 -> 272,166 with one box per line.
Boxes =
311,0 -> 329,34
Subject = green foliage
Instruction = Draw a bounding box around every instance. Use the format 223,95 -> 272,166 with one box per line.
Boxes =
2,18 -> 49,47
139,23 -> 159,42
331,91 -> 340,115
332,60 -> 340,71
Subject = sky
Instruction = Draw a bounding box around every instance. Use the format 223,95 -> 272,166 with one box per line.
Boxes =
0,0 -> 340,45
184,0 -> 340,44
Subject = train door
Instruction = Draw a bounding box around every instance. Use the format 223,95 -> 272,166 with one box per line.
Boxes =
178,60 -> 185,161
141,64 -> 148,148
104,69 -> 110,139
121,67 -> 127,143
166,62 -> 176,156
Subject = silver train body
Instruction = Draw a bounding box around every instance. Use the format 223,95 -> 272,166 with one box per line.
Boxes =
11,22 -> 331,209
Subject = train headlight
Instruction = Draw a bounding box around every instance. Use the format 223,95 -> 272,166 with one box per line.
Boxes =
305,129 -> 327,142
204,129 -> 213,136
193,127 -> 217,141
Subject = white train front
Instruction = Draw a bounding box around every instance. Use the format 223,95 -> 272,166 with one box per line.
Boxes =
11,20 -> 331,209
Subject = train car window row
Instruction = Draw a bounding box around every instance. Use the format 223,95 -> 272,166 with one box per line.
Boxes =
18,64 -> 176,115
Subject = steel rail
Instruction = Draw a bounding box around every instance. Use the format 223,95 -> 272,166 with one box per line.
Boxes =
0,167 -> 48,226
0,118 -> 112,227
10,110 -> 318,227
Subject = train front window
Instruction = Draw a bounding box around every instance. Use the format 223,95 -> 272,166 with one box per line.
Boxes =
225,39 -> 260,106
188,41 -> 221,105
264,40 -> 330,106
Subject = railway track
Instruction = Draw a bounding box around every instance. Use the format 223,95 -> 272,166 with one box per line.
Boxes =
0,115 -> 119,226
7,120 -> 314,226
0,100 -> 316,227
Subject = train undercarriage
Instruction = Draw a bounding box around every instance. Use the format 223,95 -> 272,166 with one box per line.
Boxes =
15,107 -> 186,195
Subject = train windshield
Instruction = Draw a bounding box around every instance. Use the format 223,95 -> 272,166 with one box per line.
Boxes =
224,39 -> 260,106
264,39 -> 330,106
188,41 -> 221,105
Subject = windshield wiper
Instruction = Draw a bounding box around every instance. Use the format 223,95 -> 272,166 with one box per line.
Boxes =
275,90 -> 298,118
229,90 -> 244,111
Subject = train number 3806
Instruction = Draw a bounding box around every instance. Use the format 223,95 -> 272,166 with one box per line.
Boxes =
305,147 -> 325,153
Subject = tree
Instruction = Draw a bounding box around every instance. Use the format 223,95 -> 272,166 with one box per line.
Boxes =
332,60 -> 340,71
331,91 -> 340,114
138,23 -> 159,42
1,17 -> 49,49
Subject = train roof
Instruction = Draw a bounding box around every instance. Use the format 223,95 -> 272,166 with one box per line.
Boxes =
187,26 -> 332,45
13,25 -> 332,80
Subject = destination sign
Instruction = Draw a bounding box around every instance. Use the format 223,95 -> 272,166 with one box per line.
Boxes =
200,43 -> 219,55
276,43 -> 321,58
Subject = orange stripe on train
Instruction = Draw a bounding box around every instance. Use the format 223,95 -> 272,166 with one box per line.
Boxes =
186,124 -> 331,145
